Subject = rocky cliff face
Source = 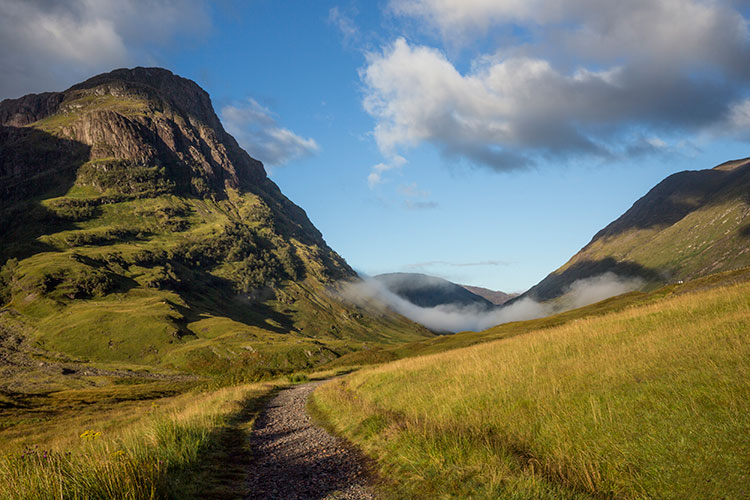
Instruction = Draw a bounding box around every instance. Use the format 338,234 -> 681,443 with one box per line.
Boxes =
1,67 -> 344,275
0,68 -> 430,374
1,68 -> 324,244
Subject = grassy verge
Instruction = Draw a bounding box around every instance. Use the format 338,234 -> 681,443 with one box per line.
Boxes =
312,281 -> 750,499
0,380 -> 283,500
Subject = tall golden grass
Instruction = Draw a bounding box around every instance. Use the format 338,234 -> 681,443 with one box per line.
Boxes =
313,282 -> 750,499
0,382 -> 277,500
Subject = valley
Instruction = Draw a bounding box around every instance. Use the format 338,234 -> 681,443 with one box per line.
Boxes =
313,275 -> 750,499
0,66 -> 748,500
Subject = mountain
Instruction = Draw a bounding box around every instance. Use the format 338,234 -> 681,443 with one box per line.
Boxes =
459,285 -> 517,305
374,273 -> 496,310
0,67 -> 430,378
521,158 -> 750,302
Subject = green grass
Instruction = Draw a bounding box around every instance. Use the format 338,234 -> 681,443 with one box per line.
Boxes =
30,94 -> 151,133
312,280 -> 750,499
0,379 -> 283,500
2,185 -> 430,376
576,198 -> 750,279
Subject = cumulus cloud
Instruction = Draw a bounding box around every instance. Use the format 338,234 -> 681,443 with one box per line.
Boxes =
362,1 -> 750,170
390,0 -> 750,64
0,0 -> 211,99
221,99 -> 320,168
339,272 -> 643,333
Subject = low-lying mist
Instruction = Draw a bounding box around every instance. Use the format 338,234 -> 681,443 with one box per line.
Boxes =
338,272 -> 644,333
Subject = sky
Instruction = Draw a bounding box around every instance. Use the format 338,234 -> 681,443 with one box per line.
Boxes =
2,0 -> 750,292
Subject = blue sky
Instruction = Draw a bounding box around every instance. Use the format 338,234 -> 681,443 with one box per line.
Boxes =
2,0 -> 749,292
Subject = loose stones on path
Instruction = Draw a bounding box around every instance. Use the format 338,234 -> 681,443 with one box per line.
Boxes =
245,382 -> 377,500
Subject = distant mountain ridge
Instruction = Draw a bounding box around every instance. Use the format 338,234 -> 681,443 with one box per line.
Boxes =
520,158 -> 750,302
459,285 -> 517,305
0,67 -> 430,376
374,273 -> 497,310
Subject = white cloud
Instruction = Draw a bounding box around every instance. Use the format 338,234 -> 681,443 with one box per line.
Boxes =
728,99 -> 750,129
221,99 -> 320,168
362,38 -> 610,169
340,272 -> 644,332
362,29 -> 750,168
389,0 -> 749,66
0,0 -> 211,99
367,154 -> 406,187
364,1 -> 750,170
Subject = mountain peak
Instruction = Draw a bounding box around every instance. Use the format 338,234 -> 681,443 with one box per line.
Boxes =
1,66 -> 268,202
66,67 -> 221,129
0,68 -> 431,374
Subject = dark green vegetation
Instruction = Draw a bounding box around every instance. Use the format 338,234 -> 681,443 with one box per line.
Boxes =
374,272 -> 497,309
520,157 -> 750,301
0,67 -> 430,388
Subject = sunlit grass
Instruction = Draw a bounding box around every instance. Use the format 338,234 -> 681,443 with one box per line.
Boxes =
0,382 -> 279,500
313,281 -> 750,499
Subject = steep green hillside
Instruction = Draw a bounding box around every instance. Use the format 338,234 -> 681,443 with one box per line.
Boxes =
522,158 -> 750,301
0,67 -> 430,380
313,278 -> 750,499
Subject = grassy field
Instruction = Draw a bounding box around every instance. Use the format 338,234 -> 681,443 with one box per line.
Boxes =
0,378 -> 286,500
312,280 -> 750,499
327,267 -> 750,369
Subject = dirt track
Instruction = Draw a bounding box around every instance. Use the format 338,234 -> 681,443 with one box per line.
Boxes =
245,381 -> 376,500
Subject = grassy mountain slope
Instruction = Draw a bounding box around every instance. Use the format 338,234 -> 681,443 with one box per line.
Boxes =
522,158 -> 750,301
313,276 -> 750,499
459,284 -> 517,305
374,272 -> 496,309
0,67 -> 430,381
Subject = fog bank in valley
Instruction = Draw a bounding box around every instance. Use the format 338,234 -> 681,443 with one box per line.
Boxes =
339,272 -> 644,333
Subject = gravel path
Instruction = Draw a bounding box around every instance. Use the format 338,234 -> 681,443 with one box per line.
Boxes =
245,381 -> 377,500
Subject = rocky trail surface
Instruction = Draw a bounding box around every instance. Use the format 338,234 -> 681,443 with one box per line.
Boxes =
246,381 -> 377,500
